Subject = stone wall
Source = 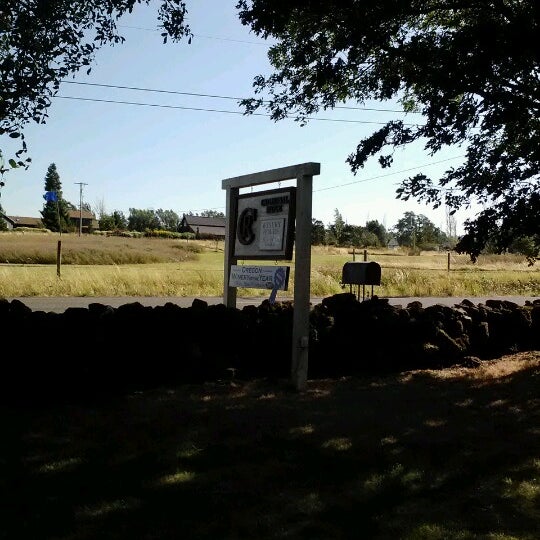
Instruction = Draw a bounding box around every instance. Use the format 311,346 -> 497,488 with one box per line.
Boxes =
1,294 -> 538,405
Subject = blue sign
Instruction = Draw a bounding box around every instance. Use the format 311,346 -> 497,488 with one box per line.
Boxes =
268,266 -> 286,304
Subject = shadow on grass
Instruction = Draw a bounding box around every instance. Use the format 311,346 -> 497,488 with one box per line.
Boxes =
1,353 -> 538,540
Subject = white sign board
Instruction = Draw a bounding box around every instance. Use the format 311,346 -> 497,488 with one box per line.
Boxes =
229,265 -> 290,290
259,218 -> 285,250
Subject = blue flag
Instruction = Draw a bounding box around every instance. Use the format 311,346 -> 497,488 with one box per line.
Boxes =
43,191 -> 58,202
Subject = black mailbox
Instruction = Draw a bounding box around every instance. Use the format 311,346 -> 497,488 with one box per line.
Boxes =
341,261 -> 381,286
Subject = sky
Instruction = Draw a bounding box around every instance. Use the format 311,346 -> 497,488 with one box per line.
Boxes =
1,0 -> 478,234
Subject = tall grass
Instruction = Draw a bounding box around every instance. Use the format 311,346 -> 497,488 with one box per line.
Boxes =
0,233 -> 538,298
0,232 -> 202,264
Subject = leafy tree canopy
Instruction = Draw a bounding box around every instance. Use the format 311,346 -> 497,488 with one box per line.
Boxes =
128,208 -> 160,232
200,209 -> 225,218
366,220 -> 388,247
311,218 -> 326,245
392,211 -> 446,249
237,0 -> 540,263
100,210 -> 128,231
1,1 -> 190,170
156,208 -> 180,231
0,200 -> 7,231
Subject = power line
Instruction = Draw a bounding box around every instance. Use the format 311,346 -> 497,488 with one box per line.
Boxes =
61,81 -> 415,114
176,156 -> 464,214
117,24 -> 269,46
54,95 -> 422,127
313,156 -> 464,193
74,181 -> 88,237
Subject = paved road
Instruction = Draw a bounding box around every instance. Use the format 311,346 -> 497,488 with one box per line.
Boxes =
5,295 -> 539,313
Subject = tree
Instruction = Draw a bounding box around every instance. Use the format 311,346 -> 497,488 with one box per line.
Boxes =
365,220 -> 388,247
237,1 -> 540,263
93,197 -> 107,222
112,210 -> 128,230
100,209 -> 128,231
393,212 -> 417,249
155,209 -> 180,231
1,1 -> 190,174
200,209 -> 225,218
0,201 -> 7,231
40,163 -> 70,232
128,208 -> 160,232
415,214 -> 447,248
509,236 -> 538,260
393,212 -> 446,250
328,209 -> 346,246
98,214 -> 116,232
311,218 -> 326,245
357,229 -> 379,248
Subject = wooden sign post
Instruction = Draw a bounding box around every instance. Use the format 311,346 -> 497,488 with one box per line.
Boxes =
222,162 -> 320,391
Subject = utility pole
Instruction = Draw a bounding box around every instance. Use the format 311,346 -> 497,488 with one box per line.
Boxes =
410,213 -> 416,252
74,182 -> 88,236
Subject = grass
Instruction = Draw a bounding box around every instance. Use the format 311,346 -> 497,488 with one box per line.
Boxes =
0,231 -> 203,264
0,232 -> 539,298
2,351 -> 538,539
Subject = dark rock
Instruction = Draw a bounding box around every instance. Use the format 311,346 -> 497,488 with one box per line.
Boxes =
191,298 -> 208,310
460,356 -> 482,368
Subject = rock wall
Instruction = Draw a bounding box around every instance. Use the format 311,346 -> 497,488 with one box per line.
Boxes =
1,294 -> 538,405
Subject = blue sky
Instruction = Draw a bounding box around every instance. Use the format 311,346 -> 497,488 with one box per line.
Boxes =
1,0 -> 476,233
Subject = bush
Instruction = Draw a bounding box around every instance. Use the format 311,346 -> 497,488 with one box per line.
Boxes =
143,229 -> 183,239
5,227 -> 51,234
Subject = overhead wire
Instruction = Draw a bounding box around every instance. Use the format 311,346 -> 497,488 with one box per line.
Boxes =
313,156 -> 464,193
176,155 -> 464,215
60,81 -> 416,114
54,95 -> 422,127
55,26 -> 451,212
117,24 -> 269,46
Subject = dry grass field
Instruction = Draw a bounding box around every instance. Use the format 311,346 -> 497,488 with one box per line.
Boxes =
0,232 -> 539,298
2,351 -> 538,539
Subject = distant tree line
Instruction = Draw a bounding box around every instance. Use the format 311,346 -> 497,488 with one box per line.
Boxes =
97,208 -> 224,233
26,162 -> 226,235
311,208 -> 536,257
311,209 -> 449,251
12,162 -> 531,258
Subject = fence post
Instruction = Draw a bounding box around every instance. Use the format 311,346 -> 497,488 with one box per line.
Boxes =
57,240 -> 62,277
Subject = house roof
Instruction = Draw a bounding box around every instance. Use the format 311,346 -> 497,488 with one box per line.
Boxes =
181,215 -> 225,237
4,215 -> 43,227
182,215 -> 225,228
68,209 -> 96,220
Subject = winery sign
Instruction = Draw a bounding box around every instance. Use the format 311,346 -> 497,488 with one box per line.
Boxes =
233,187 -> 296,260
229,265 -> 290,303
